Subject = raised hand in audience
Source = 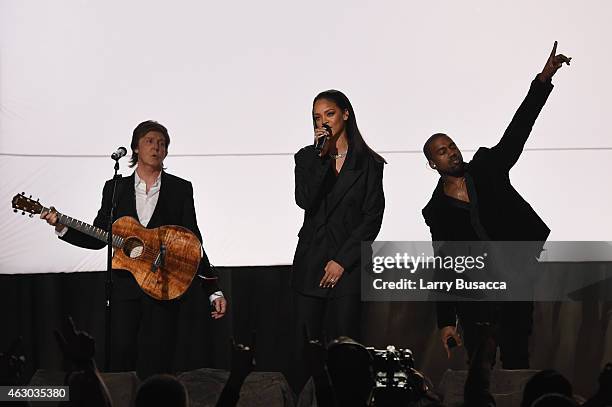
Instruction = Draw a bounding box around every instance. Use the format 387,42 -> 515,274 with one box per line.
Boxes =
0,337 -> 26,386
54,316 -> 96,371
305,337 -> 336,407
55,316 -> 112,407
463,324 -> 497,407
216,334 -> 256,407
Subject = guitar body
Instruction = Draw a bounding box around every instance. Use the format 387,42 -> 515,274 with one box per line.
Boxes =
111,216 -> 201,301
11,193 -> 203,301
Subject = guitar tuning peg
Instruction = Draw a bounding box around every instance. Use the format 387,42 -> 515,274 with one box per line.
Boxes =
29,214 -> 33,218
21,211 -> 25,215
21,192 -> 25,195
37,198 -> 40,202
29,195 -> 32,199
13,209 -> 17,213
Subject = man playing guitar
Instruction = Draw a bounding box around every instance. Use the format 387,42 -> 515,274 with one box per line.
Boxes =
40,120 -> 226,378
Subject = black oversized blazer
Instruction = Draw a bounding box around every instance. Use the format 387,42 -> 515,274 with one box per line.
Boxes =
292,141 -> 385,298
422,77 -> 554,328
60,171 -> 218,297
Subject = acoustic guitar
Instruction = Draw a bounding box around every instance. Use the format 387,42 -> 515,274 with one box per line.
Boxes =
12,192 -> 203,301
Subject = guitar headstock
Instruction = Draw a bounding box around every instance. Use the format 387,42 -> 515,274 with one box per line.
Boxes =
12,193 -> 43,217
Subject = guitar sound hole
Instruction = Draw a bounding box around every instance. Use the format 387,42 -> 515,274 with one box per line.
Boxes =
123,237 -> 144,259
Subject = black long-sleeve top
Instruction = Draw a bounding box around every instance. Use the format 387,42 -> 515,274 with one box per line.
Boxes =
422,76 -> 554,328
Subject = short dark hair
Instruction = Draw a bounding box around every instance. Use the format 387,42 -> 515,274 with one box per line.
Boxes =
135,374 -> 188,407
423,133 -> 447,161
521,370 -> 573,407
326,336 -> 374,405
531,393 -> 578,407
130,120 -> 170,167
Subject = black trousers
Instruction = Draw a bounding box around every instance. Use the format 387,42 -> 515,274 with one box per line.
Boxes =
291,291 -> 361,391
460,302 -> 533,369
110,272 -> 180,378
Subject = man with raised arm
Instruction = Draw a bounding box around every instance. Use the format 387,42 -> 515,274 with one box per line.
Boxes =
422,42 -> 571,368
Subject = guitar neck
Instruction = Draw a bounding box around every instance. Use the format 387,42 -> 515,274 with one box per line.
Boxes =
46,206 -> 124,248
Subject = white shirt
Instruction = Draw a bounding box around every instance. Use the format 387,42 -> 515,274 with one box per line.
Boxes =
58,170 -> 223,303
134,170 -> 161,228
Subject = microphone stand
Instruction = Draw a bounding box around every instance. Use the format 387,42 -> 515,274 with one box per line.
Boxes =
105,158 -> 122,371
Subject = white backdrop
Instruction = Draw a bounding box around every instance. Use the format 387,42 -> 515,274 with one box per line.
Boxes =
1,0 -> 611,273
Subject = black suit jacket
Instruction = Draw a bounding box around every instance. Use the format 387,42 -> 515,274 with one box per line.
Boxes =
60,171 -> 218,297
292,141 -> 385,298
422,77 -> 553,327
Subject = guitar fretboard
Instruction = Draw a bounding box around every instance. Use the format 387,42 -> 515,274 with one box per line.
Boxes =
44,206 -> 124,248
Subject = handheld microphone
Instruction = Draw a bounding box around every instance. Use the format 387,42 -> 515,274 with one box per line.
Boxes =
314,124 -> 332,152
111,147 -> 127,160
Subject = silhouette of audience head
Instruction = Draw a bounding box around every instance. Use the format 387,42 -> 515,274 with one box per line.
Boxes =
530,393 -> 578,407
521,369 -> 572,407
135,374 -> 189,407
326,336 -> 375,406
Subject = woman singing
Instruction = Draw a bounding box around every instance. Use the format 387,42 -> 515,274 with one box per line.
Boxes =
292,90 -> 385,386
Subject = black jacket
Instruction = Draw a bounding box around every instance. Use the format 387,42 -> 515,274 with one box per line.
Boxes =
292,141 -> 385,298
422,77 -> 554,327
60,171 -> 218,296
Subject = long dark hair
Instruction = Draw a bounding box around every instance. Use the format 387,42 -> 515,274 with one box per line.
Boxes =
313,90 -> 386,164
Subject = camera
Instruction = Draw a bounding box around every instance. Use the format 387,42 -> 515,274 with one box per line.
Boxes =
366,345 -> 432,406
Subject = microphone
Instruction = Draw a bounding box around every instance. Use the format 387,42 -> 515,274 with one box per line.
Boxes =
314,124 -> 332,152
111,146 -> 127,160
